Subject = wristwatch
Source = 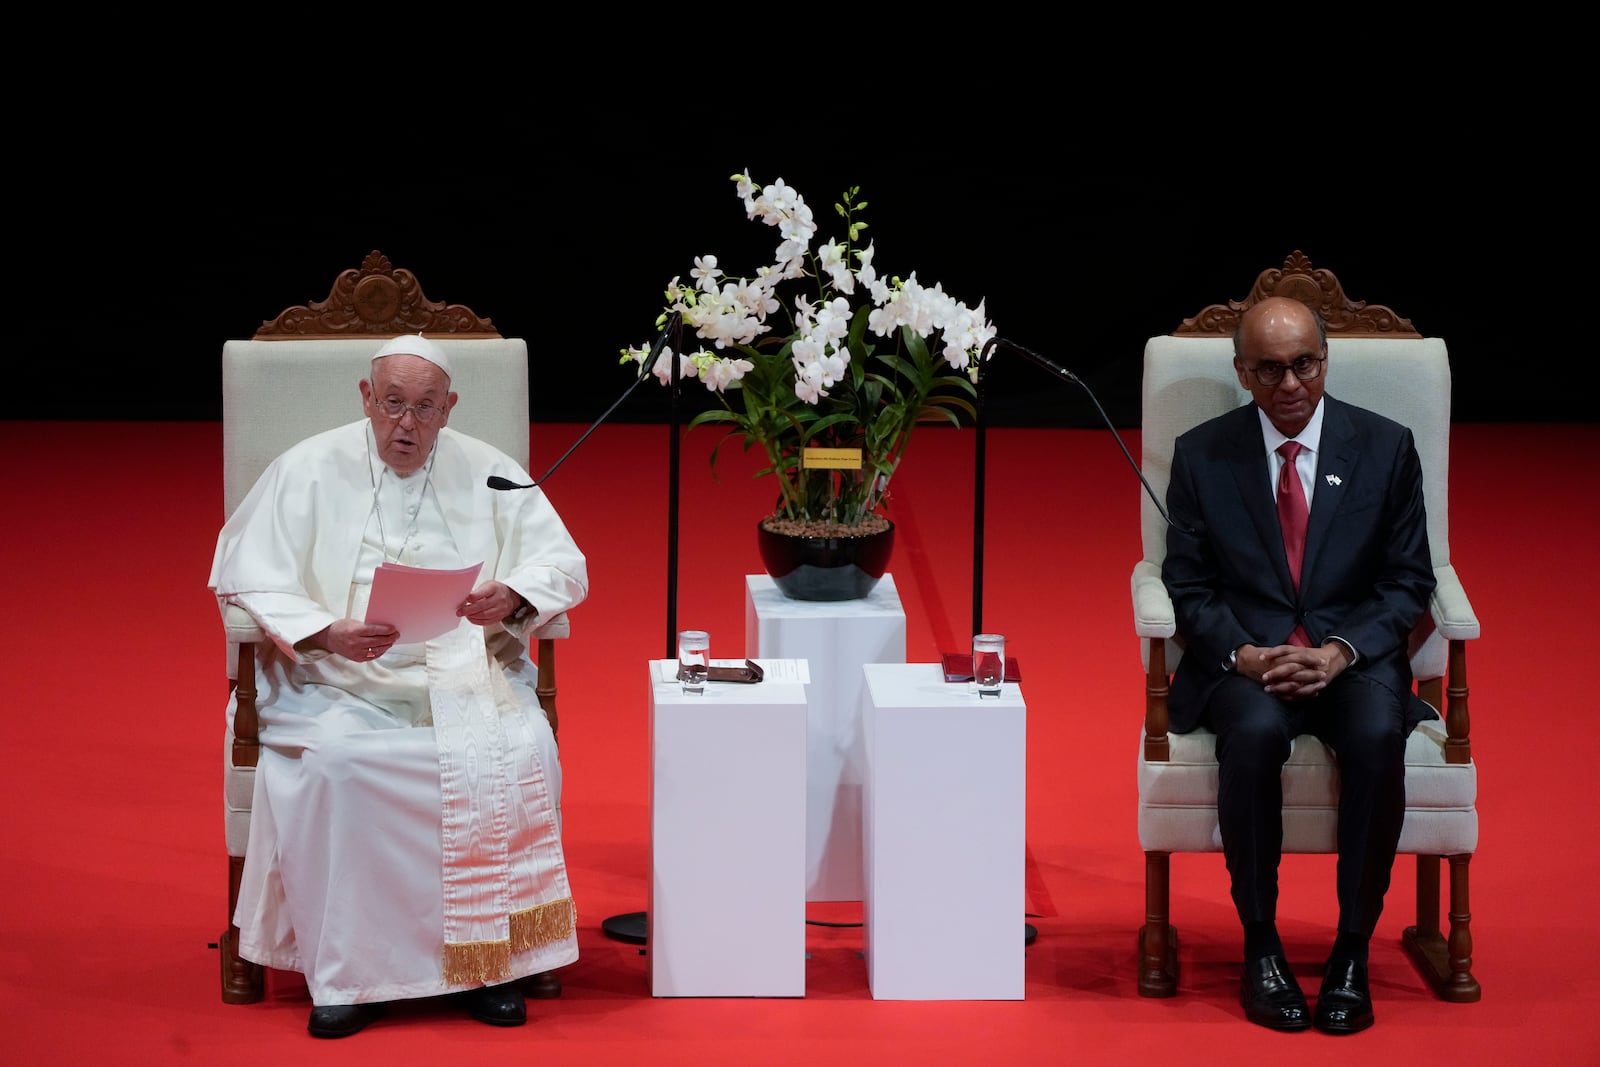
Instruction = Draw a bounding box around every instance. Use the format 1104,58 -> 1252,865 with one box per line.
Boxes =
508,594 -> 536,624
1225,647 -> 1239,672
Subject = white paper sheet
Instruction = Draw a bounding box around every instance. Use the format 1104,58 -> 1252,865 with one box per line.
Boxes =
365,561 -> 484,643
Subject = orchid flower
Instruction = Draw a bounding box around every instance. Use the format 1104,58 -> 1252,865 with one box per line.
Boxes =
623,174 -> 996,525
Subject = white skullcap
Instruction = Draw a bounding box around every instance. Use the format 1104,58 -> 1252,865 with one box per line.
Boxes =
373,332 -> 453,379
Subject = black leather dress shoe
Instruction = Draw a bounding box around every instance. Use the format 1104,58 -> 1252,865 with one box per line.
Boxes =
1240,954 -> 1311,1031
1315,956 -> 1375,1034
307,1002 -> 386,1039
464,982 -> 527,1026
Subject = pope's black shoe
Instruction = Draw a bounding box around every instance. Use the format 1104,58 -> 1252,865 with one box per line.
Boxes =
1240,953 -> 1312,1031
307,1001 -> 386,1038
1314,956 -> 1375,1034
463,982 -> 527,1027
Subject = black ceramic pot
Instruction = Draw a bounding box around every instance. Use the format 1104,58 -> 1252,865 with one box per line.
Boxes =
756,519 -> 895,601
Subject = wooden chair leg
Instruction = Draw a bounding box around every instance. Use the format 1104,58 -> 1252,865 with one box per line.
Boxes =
221,856 -> 264,1004
536,636 -> 559,740
525,970 -> 563,999
1138,851 -> 1178,997
1443,853 -> 1481,1001
530,636 -> 564,1003
1402,853 -> 1481,1002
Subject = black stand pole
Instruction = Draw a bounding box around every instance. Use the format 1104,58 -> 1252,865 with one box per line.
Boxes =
981,336 -> 1139,948
973,340 -> 1037,949
667,344 -> 681,657
973,357 -> 986,640
602,322 -> 684,949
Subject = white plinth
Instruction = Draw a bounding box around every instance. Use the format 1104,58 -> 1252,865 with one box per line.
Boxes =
862,662 -> 1026,1000
648,659 -> 809,997
745,573 -> 907,901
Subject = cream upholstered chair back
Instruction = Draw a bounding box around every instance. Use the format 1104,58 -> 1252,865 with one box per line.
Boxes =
221,337 -> 530,517
218,252 -> 567,1005
1130,252 -> 1481,1007
1136,334 -> 1457,683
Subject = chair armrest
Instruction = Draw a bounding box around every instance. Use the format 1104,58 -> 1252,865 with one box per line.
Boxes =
527,610 -> 570,641
1132,560 -> 1476,643
222,601 -> 265,644
1430,564 -> 1480,641
224,602 -> 569,644
221,602 -> 265,686
1132,561 -> 1176,639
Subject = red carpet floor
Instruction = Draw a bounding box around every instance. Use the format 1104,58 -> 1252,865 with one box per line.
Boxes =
3,419 -> 1597,1065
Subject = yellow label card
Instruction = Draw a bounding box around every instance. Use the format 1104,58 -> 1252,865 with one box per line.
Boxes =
801,447 -> 863,470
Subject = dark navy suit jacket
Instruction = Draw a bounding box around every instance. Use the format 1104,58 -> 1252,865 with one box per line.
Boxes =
1161,395 -> 1436,735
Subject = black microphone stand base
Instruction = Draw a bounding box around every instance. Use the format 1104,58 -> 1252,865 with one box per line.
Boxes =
601,910 -> 648,947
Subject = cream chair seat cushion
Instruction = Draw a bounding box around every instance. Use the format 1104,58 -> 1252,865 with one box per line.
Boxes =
1138,714 -> 1479,856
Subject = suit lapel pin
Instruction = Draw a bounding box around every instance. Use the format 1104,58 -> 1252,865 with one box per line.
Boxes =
1325,474 -> 1342,486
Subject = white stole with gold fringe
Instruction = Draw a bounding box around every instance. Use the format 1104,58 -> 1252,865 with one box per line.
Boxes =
427,623 -> 521,984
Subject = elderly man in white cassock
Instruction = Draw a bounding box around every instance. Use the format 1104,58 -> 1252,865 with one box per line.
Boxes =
209,334 -> 587,1039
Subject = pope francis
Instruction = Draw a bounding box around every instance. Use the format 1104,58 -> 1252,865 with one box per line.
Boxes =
209,334 -> 588,1038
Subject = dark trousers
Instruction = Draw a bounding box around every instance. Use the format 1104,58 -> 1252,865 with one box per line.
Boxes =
1202,670 -> 1407,937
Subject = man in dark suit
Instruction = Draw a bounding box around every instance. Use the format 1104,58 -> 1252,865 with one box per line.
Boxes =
1162,296 -> 1435,1034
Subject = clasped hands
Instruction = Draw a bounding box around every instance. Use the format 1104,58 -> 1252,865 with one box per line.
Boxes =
311,581 -> 526,661
1235,641 -> 1353,700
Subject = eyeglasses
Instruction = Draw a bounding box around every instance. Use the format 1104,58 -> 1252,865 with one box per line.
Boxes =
1242,354 -> 1326,387
372,397 -> 447,424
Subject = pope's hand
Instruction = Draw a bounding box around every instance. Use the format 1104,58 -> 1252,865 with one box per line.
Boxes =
458,580 -> 520,626
311,619 -> 401,662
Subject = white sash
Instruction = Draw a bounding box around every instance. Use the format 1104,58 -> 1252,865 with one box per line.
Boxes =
427,624 -> 521,984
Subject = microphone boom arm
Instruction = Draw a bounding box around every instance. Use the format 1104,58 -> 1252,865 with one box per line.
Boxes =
489,314 -> 681,491
981,337 -> 1187,532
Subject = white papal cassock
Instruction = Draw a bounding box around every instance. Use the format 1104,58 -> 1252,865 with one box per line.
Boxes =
209,419 -> 588,1006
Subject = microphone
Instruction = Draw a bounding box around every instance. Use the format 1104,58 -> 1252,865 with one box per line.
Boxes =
983,336 -> 1081,385
982,336 -> 1195,535
634,309 -> 682,383
488,311 -> 685,491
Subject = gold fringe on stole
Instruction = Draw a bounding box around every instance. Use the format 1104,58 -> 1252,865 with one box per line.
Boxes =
442,939 -> 514,986
441,899 -> 575,984
511,897 -> 576,953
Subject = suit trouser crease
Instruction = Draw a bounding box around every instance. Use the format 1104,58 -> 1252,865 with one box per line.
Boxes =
1204,671 -> 1407,937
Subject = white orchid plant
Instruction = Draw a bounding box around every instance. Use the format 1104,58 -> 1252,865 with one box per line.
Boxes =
623,172 -> 996,531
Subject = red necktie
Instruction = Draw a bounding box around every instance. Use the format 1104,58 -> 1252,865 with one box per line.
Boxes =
1276,441 -> 1311,646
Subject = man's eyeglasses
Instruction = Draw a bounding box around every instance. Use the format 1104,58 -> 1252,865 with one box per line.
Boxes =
1242,354 -> 1326,387
372,397 -> 446,424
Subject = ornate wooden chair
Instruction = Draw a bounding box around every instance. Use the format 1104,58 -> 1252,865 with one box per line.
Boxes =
1131,251 -> 1481,1003
218,251 -> 568,1003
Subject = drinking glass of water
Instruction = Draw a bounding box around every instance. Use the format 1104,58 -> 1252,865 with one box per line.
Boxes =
973,633 -> 1005,697
678,630 -> 710,694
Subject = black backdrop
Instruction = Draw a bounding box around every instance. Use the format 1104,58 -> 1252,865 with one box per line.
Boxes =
21,131 -> 1581,429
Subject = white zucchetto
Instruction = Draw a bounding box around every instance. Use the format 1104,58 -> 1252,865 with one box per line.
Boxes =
373,333 -> 453,379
